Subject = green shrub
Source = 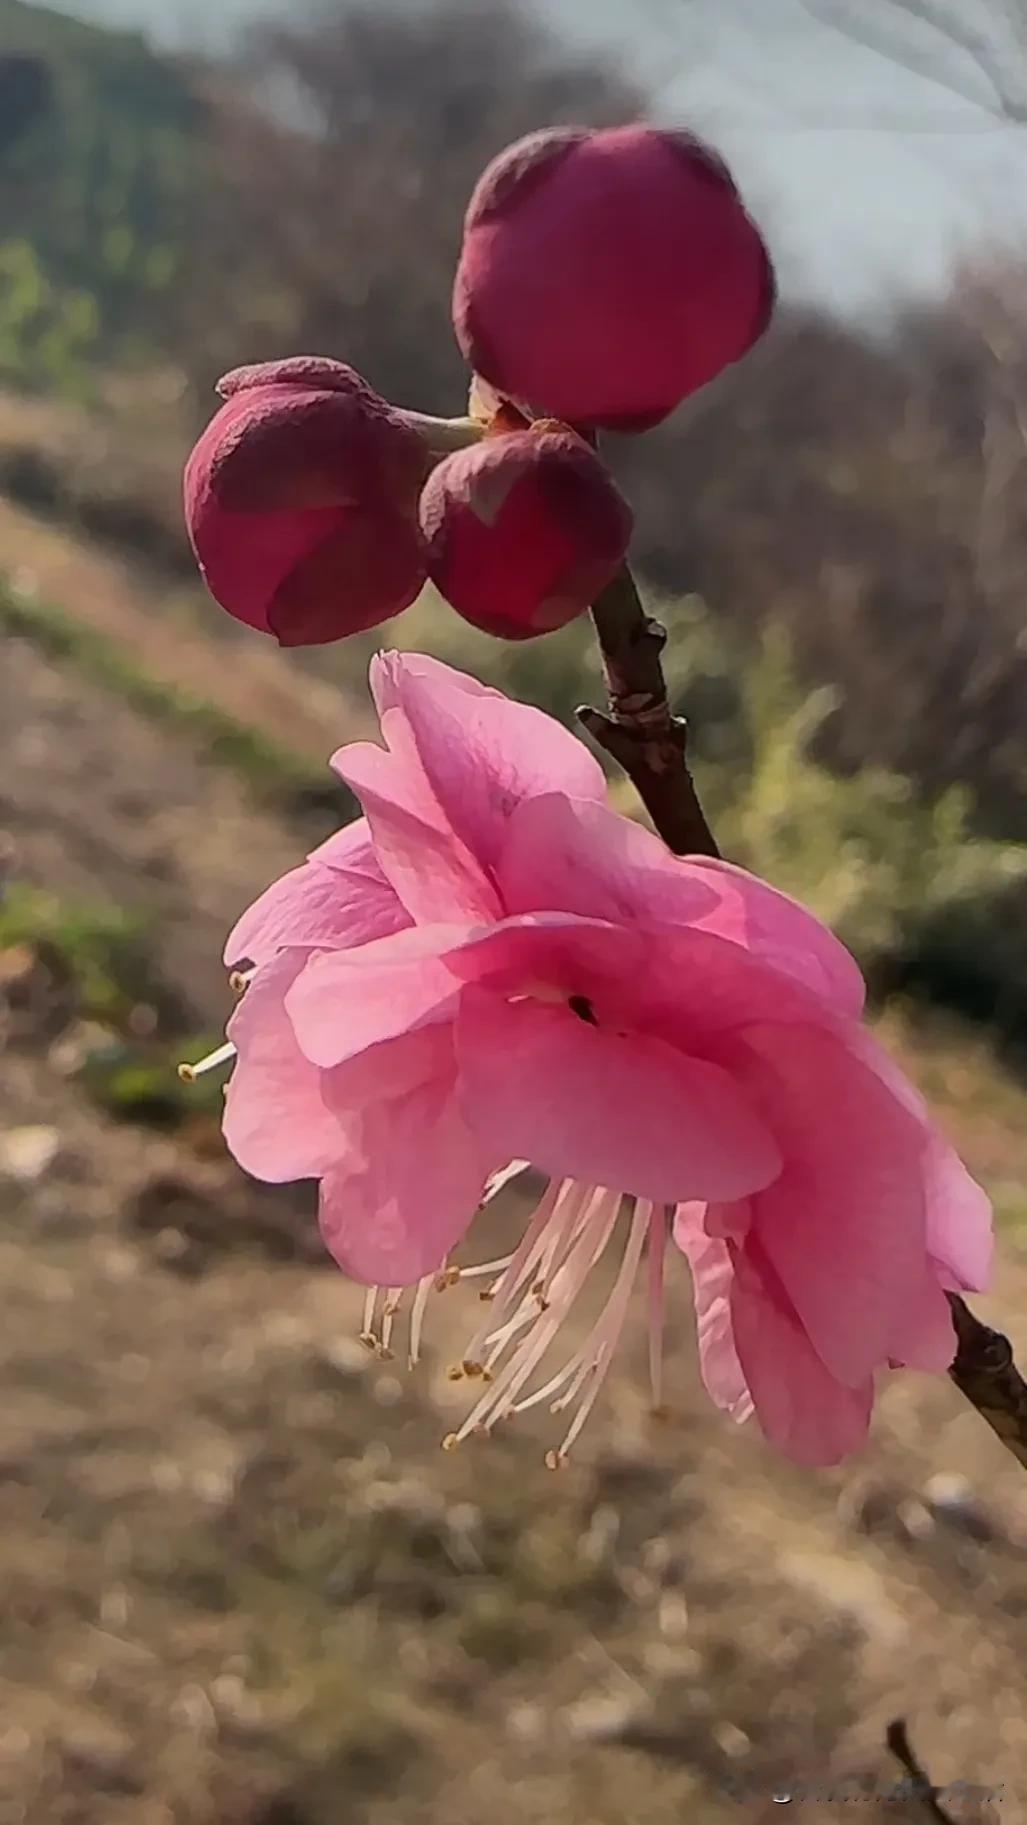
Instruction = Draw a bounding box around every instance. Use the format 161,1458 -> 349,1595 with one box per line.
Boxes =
0,239 -> 100,399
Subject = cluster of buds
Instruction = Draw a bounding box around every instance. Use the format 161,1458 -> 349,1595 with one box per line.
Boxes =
184,124 -> 773,645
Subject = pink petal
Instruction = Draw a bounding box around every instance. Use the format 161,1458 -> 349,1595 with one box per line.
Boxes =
223,953 -> 347,1181
455,992 -> 781,1204
333,737 -> 500,923
924,1138 -> 993,1295
371,652 -> 605,873
628,927 -> 850,1053
498,794 -> 864,1014
371,649 -> 499,713
318,1070 -> 492,1284
889,1267 -> 957,1372
843,1026 -> 993,1296
439,910 -> 646,1008
498,792 -> 719,926
224,850 -> 411,968
321,1024 -> 458,1115
687,856 -> 866,1017
700,1199 -> 753,1244
674,1209 -> 753,1422
445,909 -> 819,1076
306,816 -> 387,874
732,1023 -> 932,1388
729,1245 -> 875,1466
284,924 -> 471,1068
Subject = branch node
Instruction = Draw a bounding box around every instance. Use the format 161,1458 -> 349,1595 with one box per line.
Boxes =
947,1294 -> 1027,1470
587,566 -> 718,858
638,615 -> 668,651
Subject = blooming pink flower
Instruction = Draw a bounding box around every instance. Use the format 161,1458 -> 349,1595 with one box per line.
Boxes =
420,425 -> 633,640
192,654 -> 991,1467
453,125 -> 774,431
184,357 -> 428,645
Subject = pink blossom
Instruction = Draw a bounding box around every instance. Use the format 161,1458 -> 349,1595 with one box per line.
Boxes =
191,653 -> 991,1467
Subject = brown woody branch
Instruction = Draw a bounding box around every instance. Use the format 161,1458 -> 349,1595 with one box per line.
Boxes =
947,1292 -> 1027,1472
585,562 -> 1027,1474
580,565 -> 719,858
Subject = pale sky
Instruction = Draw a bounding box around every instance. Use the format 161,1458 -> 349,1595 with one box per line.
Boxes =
28,0 -> 1027,314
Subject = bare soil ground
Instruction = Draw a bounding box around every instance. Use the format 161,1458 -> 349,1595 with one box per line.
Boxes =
1,491 -> 1026,1824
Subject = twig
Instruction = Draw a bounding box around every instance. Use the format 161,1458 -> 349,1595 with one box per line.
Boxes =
947,1293 -> 1027,1471
579,565 -> 719,857
399,411 -> 486,461
796,0 -> 1027,124
583,563 -> 1027,1475
885,1719 -> 959,1824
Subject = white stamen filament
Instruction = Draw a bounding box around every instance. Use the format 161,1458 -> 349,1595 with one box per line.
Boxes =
408,1273 -> 434,1369
177,1041 -> 237,1083
448,1186 -> 632,1447
459,1186 -> 593,1381
379,1287 -> 403,1357
456,1254 -> 518,1281
346,1177 -> 671,1465
481,1160 -> 530,1204
537,1182 -> 597,1304
648,1203 -> 668,1413
505,1194 -> 630,1414
550,1197 -> 652,1465
507,1196 -> 629,1422
455,1179 -> 565,1365
361,1285 -> 378,1348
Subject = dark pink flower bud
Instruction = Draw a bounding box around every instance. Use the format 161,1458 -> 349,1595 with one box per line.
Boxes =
453,125 -> 774,432
184,357 -> 429,645
419,424 -> 632,641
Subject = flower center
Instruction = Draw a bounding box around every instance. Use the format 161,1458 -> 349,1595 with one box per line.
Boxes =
568,993 -> 597,1025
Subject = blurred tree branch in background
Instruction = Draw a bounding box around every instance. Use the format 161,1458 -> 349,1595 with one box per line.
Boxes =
185,0 -> 641,410
798,0 -> 1027,122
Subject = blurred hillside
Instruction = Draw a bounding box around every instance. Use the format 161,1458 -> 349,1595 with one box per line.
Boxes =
0,0 -> 198,389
